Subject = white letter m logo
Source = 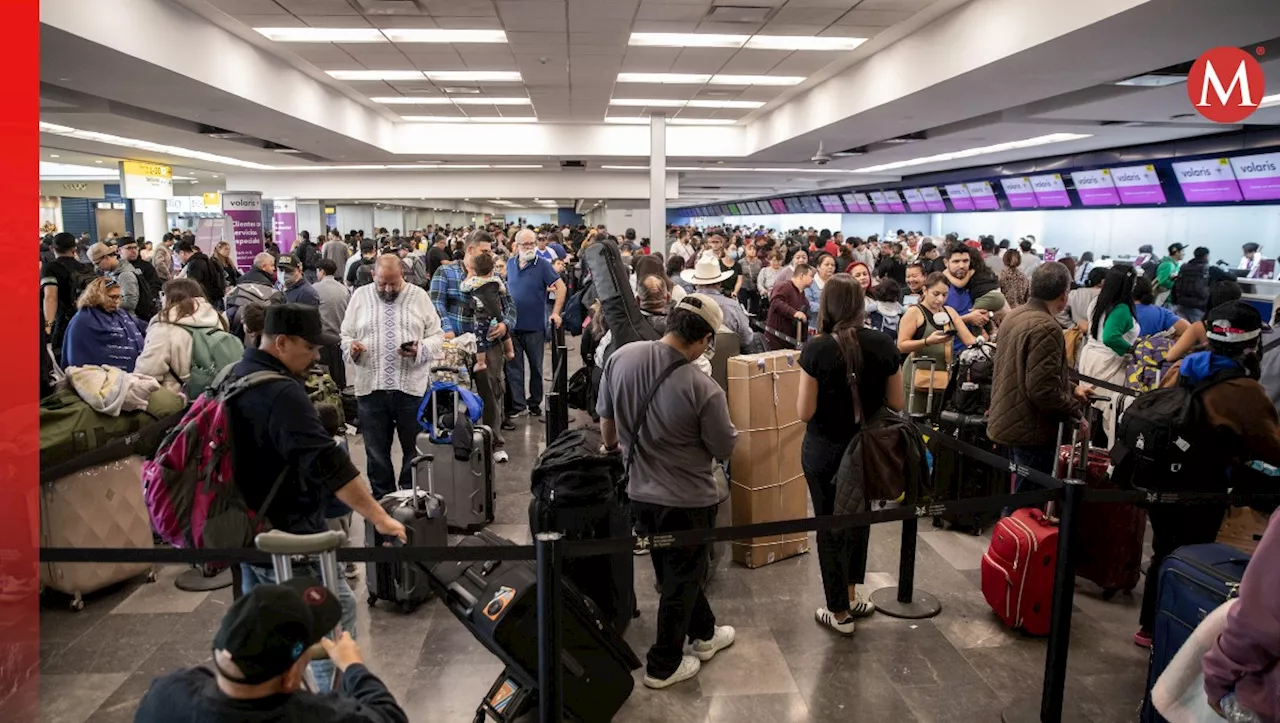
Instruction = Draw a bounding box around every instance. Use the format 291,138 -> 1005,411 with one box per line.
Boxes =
1198,59 -> 1257,108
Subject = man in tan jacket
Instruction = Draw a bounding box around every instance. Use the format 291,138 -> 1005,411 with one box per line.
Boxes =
988,262 -> 1091,495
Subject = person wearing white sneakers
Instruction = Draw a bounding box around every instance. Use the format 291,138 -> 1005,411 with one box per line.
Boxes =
798,274 -> 905,635
597,294 -> 739,688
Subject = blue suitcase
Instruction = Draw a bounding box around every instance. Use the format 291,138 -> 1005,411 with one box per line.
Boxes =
1142,543 -> 1250,722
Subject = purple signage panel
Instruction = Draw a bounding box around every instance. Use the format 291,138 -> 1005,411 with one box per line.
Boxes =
1000,177 -> 1038,208
222,191 -> 264,271
965,181 -> 999,210
919,186 -> 947,212
770,198 -> 787,213
883,190 -> 906,213
272,199 -> 298,254
1229,152 -> 1280,201
1029,174 -> 1071,207
1171,159 -> 1242,203
944,184 -> 975,211
852,193 -> 874,213
819,195 -> 845,213
1070,169 -> 1120,206
840,193 -> 861,213
1109,165 -> 1166,205
901,188 -> 928,213
868,191 -> 889,213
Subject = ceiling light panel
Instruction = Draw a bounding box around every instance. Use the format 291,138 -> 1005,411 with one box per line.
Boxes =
400,116 -> 539,123
39,122 -> 273,169
425,71 -> 523,82
372,97 -> 532,105
383,29 -> 508,43
608,99 -> 763,109
687,100 -> 764,108
852,133 -> 1094,173
255,28 -> 507,44
629,33 -> 866,51
616,73 -> 805,86
603,117 -> 738,125
744,36 -> 866,51
329,70 -> 425,81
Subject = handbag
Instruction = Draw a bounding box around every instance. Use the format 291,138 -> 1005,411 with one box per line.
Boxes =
912,368 -> 949,392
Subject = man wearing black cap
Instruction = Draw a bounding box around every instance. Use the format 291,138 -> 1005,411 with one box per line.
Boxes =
279,254 -> 321,307
178,239 -> 226,307
40,232 -> 95,360
346,238 -> 377,288
229,303 -> 406,690
1172,246 -> 1212,323
1156,243 -> 1186,300
134,578 -> 407,722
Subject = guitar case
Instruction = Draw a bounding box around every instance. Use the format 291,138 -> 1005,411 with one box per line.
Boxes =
582,239 -> 659,363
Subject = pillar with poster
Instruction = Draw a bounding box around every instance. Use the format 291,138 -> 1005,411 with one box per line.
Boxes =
222,191 -> 265,271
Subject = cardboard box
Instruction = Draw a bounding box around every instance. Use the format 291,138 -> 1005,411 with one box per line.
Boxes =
727,350 -> 804,490
730,475 -> 810,569
1217,506 -> 1270,555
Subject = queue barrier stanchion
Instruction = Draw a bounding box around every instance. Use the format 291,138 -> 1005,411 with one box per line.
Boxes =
535,531 -> 565,723
869,514 -> 942,619
546,324 -> 569,444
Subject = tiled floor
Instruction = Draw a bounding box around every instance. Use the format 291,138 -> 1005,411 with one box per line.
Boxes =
22,340 -> 1153,722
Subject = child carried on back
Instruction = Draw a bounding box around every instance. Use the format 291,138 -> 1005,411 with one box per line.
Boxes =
461,251 -> 515,372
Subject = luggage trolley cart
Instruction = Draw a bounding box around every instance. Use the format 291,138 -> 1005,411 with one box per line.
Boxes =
253,529 -> 347,694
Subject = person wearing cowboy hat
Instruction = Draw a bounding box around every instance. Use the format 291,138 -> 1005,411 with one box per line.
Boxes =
681,256 -> 761,353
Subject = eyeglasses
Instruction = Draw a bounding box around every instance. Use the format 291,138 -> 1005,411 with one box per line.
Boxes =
103,278 -> 119,288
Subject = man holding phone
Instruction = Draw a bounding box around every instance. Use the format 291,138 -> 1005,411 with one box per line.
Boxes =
341,255 -> 446,499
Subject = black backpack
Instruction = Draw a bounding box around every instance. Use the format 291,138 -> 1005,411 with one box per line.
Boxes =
1111,368 -> 1245,493
69,262 -> 98,299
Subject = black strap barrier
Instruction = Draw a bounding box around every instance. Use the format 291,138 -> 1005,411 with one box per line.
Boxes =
1070,370 -> 1141,398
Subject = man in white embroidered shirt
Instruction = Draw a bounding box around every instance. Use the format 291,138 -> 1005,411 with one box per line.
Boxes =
341,255 -> 445,499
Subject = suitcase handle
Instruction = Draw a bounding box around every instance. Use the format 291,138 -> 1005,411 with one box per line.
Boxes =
409,453 -> 435,503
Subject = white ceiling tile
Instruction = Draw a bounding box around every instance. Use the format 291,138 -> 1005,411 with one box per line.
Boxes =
276,0 -> 361,15
433,16 -> 504,29
833,9 -> 915,25
818,25 -> 886,38
759,22 -> 833,35
769,50 -> 838,74
621,47 -> 682,72
495,2 -> 567,31
401,48 -> 467,64
342,79 -> 400,93
228,14 -> 303,27
506,31 -> 565,49
423,0 -> 499,17
569,45 -> 626,57
288,44 -> 357,62
630,20 -> 700,32
853,0 -> 934,11
696,21 -> 764,33
569,0 -> 639,19
669,47 -> 736,72
636,2 -> 707,21
456,45 -> 517,66
770,6 -> 849,23
297,15 -> 376,28
717,48 -> 790,74
367,16 -> 442,29
211,0 -> 290,13
728,85 -> 789,101
776,0 -> 861,6
568,31 -> 630,46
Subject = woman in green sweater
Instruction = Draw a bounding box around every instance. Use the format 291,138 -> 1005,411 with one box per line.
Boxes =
1078,266 -> 1139,442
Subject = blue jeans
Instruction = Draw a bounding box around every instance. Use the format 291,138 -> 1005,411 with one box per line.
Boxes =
1007,443 -> 1058,514
357,390 -> 423,499
240,562 -> 357,693
1176,306 -> 1205,323
505,329 -> 546,413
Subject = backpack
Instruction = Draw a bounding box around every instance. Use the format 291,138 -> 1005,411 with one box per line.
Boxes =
143,371 -> 291,549
181,325 -> 245,398
129,267 -> 159,321
39,384 -> 185,479
951,340 -> 997,415
834,407 -> 931,514
1125,333 -> 1177,392
305,366 -> 344,428
69,263 -> 98,300
1111,368 -> 1246,493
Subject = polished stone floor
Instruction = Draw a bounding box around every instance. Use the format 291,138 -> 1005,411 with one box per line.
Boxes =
22,340 -> 1153,723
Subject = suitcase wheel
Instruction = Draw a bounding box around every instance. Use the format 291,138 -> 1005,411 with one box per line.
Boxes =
70,595 -> 84,612
932,516 -> 944,529
399,601 -> 417,615
367,594 -> 378,607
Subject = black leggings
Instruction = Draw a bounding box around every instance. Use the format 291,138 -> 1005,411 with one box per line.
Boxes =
802,433 -> 870,614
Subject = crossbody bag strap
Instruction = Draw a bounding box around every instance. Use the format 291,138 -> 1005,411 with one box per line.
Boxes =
624,357 -> 691,474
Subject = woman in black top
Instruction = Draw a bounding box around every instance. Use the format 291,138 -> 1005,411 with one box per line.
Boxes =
797,273 -> 904,635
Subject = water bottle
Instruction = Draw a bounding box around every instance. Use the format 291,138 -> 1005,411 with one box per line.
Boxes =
1221,693 -> 1261,723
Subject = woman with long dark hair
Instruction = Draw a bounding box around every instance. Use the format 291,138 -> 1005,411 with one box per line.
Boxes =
134,278 -> 236,394
797,274 -> 904,635
1078,265 -> 1139,439
1075,251 -> 1095,287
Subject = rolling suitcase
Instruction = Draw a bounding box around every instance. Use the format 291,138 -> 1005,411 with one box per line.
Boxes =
981,506 -> 1058,636
417,386 -> 496,533
428,530 -> 642,722
928,412 -> 1003,534
528,427 -> 635,633
1058,432 -> 1146,598
366,452 -> 447,613
1141,543 -> 1249,723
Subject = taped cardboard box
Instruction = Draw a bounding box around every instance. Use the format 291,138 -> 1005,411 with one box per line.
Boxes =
731,475 -> 810,569
1217,506 -> 1270,555
727,350 -> 803,490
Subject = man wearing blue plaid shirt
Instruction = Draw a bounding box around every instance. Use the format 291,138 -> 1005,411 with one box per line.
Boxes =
429,231 -> 517,461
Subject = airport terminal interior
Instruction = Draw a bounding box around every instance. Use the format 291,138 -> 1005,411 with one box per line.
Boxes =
27,0 -> 1280,721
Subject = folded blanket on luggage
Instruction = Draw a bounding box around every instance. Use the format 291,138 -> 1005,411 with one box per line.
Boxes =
68,365 -> 163,416
1153,598 -> 1235,722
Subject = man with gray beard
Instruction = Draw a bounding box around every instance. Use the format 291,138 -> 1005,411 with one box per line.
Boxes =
341,255 -> 445,498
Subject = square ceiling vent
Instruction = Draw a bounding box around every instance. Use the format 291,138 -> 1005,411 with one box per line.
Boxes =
705,5 -> 774,23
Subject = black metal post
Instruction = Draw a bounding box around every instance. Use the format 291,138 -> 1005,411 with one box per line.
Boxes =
869,516 -> 942,619
1001,478 -> 1088,723
535,532 -> 564,723
546,324 -> 569,444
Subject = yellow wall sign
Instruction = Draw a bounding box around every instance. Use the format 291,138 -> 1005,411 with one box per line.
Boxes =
119,161 -> 174,200
121,161 -> 172,179
203,192 -> 221,207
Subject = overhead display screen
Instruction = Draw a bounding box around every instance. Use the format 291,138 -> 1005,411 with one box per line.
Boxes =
770,198 -> 787,213
944,184 -> 975,211
868,191 -> 889,213
1109,164 -> 1167,205
840,193 -> 861,213
965,181 -> 1000,210
851,193 -> 874,212
1000,177 -> 1038,209
800,196 -> 823,213
784,197 -> 802,213
1070,169 -> 1120,206
882,190 -> 906,213
901,188 -> 928,213
1229,152 -> 1280,201
1171,158 -> 1242,203
918,186 -> 947,212
1029,174 -> 1071,208
819,195 -> 845,213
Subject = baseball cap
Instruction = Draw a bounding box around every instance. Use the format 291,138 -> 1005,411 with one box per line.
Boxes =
176,239 -> 197,253
277,254 -> 298,270
1138,244 -> 1154,254
360,239 -> 376,253
673,293 -> 724,333
53,232 -> 77,253
212,578 -> 341,685
264,303 -> 340,347
1205,301 -> 1262,344
1167,243 -> 1187,255
87,242 -> 118,265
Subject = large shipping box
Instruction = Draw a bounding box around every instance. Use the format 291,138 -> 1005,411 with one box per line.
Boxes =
727,350 -> 810,568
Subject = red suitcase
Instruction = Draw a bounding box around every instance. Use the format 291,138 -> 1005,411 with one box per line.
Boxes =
982,507 -> 1058,635
1058,443 -> 1147,599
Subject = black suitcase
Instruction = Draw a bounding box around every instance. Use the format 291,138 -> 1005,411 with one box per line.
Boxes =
582,239 -> 657,363
529,427 -> 635,633
429,530 -> 642,723
929,413 -> 1003,534
366,452 -> 448,613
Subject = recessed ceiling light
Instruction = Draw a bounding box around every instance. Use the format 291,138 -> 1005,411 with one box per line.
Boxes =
603,117 -> 737,125
94,160 -> 103,163
687,100 -> 763,108
256,28 -> 385,43
48,154 -> 59,158
851,133 -> 1094,173
401,116 -> 538,123
212,174 -> 219,177
616,73 -> 804,86
328,70 -> 425,81
442,87 -> 483,94
1260,93 -> 1280,109
628,33 -> 865,51
426,71 -> 522,82
1113,74 -> 1186,87
383,29 -> 507,43
38,122 -> 273,169
372,97 -> 532,105
608,98 -> 762,109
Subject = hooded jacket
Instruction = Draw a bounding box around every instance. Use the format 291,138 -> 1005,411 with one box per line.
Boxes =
134,298 -> 230,394
988,299 -> 1082,446
1161,351 -> 1280,467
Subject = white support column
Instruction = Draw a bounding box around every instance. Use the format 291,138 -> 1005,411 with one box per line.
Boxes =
649,114 -> 667,257
134,198 -> 168,245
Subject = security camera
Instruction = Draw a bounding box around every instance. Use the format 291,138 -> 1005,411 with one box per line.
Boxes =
811,141 -> 832,166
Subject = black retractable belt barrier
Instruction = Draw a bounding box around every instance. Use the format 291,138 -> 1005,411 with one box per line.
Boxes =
535,532 -> 564,723
1069,370 -> 1140,398
546,324 -> 569,444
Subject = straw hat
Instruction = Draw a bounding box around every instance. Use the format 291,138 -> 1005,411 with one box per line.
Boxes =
680,255 -> 734,286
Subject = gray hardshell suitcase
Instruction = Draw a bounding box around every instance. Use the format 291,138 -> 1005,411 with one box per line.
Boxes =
416,388 -> 496,533
366,452 -> 448,613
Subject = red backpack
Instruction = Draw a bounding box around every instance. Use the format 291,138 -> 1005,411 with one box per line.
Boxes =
143,371 -> 290,548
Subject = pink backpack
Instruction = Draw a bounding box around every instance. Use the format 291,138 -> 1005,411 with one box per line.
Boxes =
143,371 -> 290,549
